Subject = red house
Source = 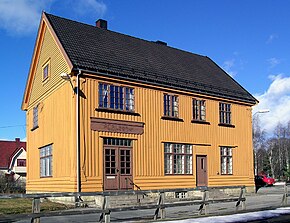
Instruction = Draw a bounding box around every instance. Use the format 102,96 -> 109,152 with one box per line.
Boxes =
0,138 -> 27,177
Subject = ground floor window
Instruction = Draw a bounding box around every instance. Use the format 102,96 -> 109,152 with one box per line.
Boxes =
220,146 -> 233,175
164,143 -> 193,175
40,144 -> 52,177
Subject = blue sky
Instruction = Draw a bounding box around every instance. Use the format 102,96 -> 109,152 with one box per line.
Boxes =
0,0 -> 289,141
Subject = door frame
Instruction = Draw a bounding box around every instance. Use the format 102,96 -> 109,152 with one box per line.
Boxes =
103,139 -> 133,191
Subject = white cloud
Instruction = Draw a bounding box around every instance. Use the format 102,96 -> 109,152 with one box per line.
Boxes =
0,0 -> 107,36
223,59 -> 237,77
267,57 -> 281,68
72,0 -> 107,17
0,0 -> 53,35
266,34 -> 278,44
253,74 -> 290,136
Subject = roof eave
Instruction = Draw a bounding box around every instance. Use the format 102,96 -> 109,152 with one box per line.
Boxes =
75,66 -> 257,105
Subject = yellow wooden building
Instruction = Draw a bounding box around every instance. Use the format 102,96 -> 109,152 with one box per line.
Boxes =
22,13 -> 257,193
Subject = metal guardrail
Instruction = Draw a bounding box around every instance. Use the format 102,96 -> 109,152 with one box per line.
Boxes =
0,184 -> 289,223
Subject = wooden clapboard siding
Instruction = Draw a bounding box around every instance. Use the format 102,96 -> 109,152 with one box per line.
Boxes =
26,22 -> 75,192
26,177 -> 76,192
76,76 -> 254,192
26,82 -> 77,192
28,24 -> 70,106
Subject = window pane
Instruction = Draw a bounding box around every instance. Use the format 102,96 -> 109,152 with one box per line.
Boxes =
173,96 -> 178,117
43,64 -> 49,79
129,88 -> 134,111
186,155 -> 192,174
164,94 -> 168,116
99,83 -> 103,107
228,157 -> 233,174
120,87 -> 124,110
110,85 -> 115,108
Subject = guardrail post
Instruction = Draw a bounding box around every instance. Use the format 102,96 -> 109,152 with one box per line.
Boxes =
198,190 -> 209,215
160,192 -> 166,219
99,195 -> 110,223
236,186 -> 246,211
154,192 -> 163,220
104,196 -> 110,223
241,187 -> 246,210
204,190 -> 209,215
32,198 -> 40,223
282,183 -> 288,206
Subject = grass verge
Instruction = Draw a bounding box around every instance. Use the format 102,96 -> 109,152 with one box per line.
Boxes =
0,198 -> 73,215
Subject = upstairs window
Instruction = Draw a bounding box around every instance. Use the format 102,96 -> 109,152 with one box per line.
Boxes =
33,105 -> 39,129
220,146 -> 233,175
219,102 -> 231,124
164,94 -> 179,117
193,99 -> 206,121
98,83 -> 134,111
42,59 -> 50,81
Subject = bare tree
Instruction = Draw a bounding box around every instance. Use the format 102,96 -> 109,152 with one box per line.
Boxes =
265,122 -> 290,180
252,116 -> 267,175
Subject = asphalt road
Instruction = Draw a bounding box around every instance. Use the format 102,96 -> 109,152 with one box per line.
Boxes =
10,184 -> 290,223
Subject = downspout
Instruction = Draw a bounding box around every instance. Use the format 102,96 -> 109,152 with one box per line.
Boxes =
76,69 -> 81,193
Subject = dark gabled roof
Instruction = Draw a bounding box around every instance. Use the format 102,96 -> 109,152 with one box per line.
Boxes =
45,13 -> 257,104
0,139 -> 26,169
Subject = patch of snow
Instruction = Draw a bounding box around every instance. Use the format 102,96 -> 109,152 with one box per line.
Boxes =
274,182 -> 286,186
158,207 -> 290,223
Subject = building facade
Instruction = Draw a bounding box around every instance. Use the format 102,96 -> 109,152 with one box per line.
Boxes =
22,13 -> 257,193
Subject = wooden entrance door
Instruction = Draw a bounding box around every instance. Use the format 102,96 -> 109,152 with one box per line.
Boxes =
103,138 -> 133,190
196,155 -> 208,187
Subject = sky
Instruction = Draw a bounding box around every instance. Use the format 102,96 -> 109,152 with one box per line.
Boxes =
0,0 -> 290,141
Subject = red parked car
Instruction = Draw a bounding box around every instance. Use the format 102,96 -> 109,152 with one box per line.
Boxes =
259,174 -> 275,186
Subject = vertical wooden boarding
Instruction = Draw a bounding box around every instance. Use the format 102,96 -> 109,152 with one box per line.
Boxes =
32,198 -> 40,223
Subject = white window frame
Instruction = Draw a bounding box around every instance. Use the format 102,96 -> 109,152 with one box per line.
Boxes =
193,99 -> 206,121
98,83 -> 135,111
164,143 -> 192,175
33,105 -> 39,129
219,102 -> 231,124
164,94 -> 179,117
220,146 -> 233,175
40,144 -> 53,177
